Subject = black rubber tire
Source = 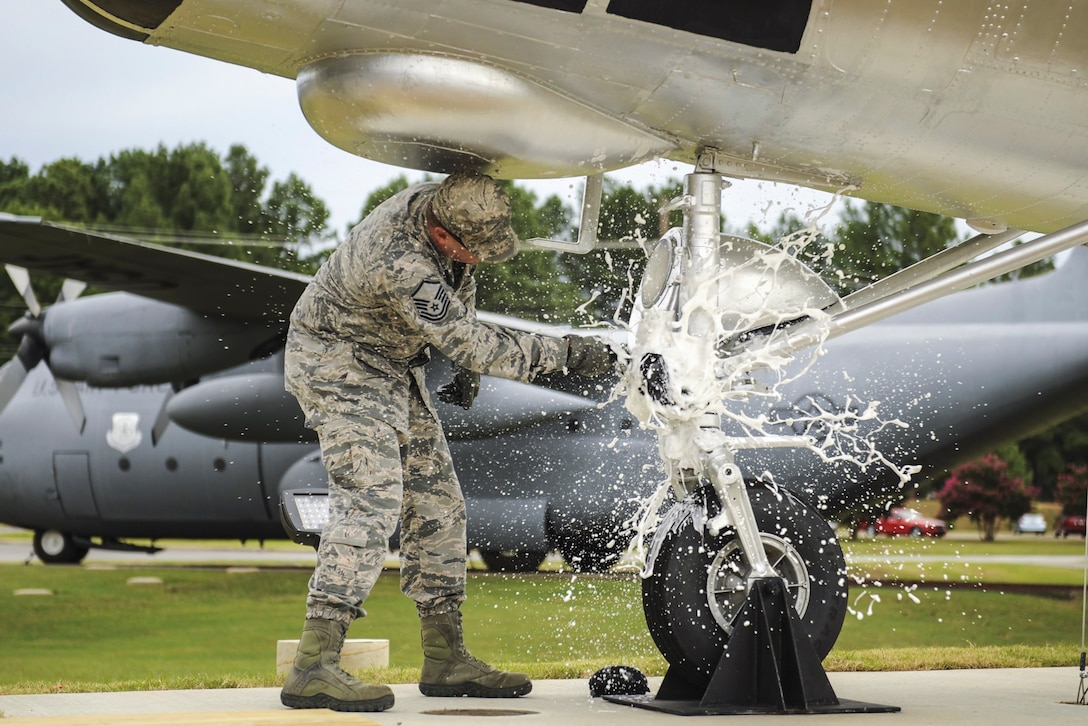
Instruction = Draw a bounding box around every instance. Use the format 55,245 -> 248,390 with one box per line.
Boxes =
33,529 -> 89,564
642,484 -> 847,687
479,549 -> 547,573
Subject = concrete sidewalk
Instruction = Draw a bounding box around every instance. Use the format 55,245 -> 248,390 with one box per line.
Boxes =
1,669 -> 1084,724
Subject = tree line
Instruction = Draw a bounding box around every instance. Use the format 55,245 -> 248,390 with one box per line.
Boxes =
2,142 -> 1084,520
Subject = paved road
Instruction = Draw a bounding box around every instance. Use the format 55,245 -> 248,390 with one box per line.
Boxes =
0,536 -> 320,567
846,552 -> 1088,569
1,526 -> 1086,571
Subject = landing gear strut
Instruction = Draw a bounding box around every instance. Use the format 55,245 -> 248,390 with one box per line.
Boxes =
614,164 -> 897,715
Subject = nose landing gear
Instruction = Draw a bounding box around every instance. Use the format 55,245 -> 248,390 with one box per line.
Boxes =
614,162 -> 898,715
618,483 -> 899,715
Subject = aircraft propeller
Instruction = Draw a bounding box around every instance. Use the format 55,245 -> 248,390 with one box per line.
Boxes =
0,265 -> 87,432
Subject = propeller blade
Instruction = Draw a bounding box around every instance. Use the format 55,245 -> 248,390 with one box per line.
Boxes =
54,378 -> 86,434
57,279 -> 87,303
151,390 -> 174,446
0,358 -> 29,414
7,316 -> 45,355
4,264 -> 41,317
0,333 -> 45,416
0,266 -> 85,430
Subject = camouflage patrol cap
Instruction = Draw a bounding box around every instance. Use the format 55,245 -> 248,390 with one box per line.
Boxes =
431,171 -> 518,263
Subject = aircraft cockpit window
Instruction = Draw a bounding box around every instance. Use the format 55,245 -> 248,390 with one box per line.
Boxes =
607,0 -> 813,53
509,0 -> 588,12
506,0 -> 812,53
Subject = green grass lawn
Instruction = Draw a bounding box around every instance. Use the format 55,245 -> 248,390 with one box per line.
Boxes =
0,533 -> 1085,695
0,566 -> 666,693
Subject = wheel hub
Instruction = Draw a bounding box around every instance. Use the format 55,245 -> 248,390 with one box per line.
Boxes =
705,532 -> 811,635
39,530 -> 68,557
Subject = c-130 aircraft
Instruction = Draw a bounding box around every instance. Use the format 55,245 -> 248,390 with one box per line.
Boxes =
3,218 -> 1088,676
7,0 -> 1088,708
0,229 -> 653,575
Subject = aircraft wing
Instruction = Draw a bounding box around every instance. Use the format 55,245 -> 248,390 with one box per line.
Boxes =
63,1 -> 1088,235
0,213 -> 622,398
0,214 -> 310,323
0,214 -> 600,335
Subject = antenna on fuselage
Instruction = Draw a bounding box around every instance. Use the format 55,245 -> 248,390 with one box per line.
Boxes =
523,173 -> 603,254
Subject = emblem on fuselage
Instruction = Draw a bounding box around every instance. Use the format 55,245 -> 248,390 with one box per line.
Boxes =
106,412 -> 142,453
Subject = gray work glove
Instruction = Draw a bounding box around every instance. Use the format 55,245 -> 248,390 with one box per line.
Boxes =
564,335 -> 617,378
436,366 -> 481,409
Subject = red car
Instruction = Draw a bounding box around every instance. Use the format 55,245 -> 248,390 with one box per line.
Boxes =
860,507 -> 948,538
1055,514 -> 1087,538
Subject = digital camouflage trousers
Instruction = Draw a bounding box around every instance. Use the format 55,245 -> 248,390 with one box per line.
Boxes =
304,384 -> 468,624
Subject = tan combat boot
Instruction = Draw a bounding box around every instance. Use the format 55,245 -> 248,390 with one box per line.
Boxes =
418,610 -> 532,697
280,618 -> 394,712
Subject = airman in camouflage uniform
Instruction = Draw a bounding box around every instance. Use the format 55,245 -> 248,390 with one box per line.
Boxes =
279,171 -> 615,712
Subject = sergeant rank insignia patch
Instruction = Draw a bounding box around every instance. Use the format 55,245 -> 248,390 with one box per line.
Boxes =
412,279 -> 451,323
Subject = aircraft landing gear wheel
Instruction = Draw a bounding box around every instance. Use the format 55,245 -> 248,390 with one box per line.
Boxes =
479,549 -> 547,572
33,529 -> 90,565
642,484 -> 848,687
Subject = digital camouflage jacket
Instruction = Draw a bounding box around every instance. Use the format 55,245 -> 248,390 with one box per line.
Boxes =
286,183 -> 568,433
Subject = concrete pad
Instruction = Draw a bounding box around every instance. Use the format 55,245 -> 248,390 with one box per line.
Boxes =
276,638 -> 389,674
0,670 -> 1084,725
0,709 -> 376,725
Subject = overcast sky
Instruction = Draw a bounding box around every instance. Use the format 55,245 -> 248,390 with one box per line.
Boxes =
0,3 -> 839,237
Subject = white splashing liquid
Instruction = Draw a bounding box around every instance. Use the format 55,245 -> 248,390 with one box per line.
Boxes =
605,204 -> 921,593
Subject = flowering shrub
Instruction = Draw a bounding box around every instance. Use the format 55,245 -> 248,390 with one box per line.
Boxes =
1056,463 -> 1088,516
937,453 -> 1038,541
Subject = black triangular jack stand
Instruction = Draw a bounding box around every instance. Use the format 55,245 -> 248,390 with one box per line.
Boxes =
606,578 -> 900,715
